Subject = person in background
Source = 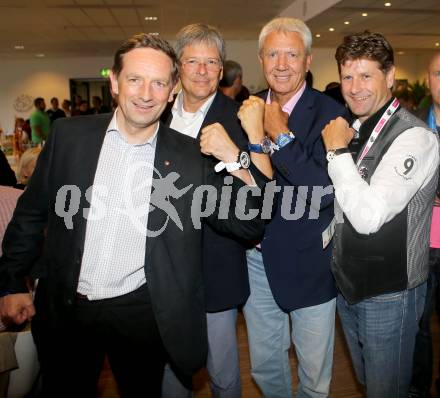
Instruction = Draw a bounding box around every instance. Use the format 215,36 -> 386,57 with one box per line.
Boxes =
29,97 -> 50,145
322,31 -> 439,398
219,60 -> 244,101
305,70 -> 313,87
78,100 -> 90,115
0,185 -> 22,332
12,117 -> 27,158
90,96 -> 110,114
409,50 -> 440,398
46,97 -> 66,124
61,99 -> 71,117
239,17 -> 347,398
14,147 -> 42,190
323,81 -> 345,106
235,85 -> 250,103
71,95 -> 83,116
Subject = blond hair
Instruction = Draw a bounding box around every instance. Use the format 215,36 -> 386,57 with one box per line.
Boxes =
16,147 -> 42,185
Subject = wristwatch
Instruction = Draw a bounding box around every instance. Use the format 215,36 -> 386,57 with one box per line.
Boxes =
237,151 -> 251,169
248,136 -> 273,154
326,147 -> 351,162
224,151 -> 251,172
274,131 -> 295,149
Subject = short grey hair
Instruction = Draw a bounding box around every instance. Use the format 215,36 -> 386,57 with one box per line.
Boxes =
175,23 -> 226,64
258,17 -> 312,55
219,60 -> 243,87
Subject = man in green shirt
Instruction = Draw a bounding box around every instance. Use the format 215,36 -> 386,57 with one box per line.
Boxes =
30,97 -> 50,144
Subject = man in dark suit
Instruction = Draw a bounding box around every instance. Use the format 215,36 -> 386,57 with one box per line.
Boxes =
161,23 -> 271,398
0,34 -> 265,397
238,18 -> 347,398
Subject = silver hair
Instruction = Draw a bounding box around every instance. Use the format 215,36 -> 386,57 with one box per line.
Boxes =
258,17 -> 312,55
175,23 -> 226,64
220,60 -> 243,87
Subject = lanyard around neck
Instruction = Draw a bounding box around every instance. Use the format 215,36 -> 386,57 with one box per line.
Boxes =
356,98 -> 400,166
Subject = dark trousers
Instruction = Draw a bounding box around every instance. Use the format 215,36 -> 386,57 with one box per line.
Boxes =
410,248 -> 440,397
32,284 -> 168,398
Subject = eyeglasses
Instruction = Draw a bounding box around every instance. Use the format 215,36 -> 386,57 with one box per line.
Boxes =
181,58 -> 222,71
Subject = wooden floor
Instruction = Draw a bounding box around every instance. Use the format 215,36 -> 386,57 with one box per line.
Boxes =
98,312 -> 440,398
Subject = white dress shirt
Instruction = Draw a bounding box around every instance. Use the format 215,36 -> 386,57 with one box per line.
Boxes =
329,126 -> 439,235
77,111 -> 158,300
170,91 -> 216,138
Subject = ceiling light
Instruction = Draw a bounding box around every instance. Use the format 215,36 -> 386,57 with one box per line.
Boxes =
436,42 -> 440,47
362,12 -> 368,16
144,16 -> 158,21
344,21 -> 350,25
397,51 -> 404,55
149,32 -> 159,36
329,27 -> 335,32
14,45 -> 24,50
315,34 -> 321,38
35,53 -> 45,58
384,2 -> 391,6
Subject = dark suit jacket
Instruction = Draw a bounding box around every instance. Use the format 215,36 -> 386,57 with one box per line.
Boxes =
260,86 -> 348,311
0,150 -> 17,187
162,91 -> 262,312
0,113 -> 265,375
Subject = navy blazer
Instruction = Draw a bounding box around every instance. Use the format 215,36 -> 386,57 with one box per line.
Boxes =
162,91 -> 260,312
261,85 -> 348,311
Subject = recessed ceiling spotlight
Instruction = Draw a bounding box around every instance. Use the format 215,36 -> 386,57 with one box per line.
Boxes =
149,32 -> 159,36
35,53 -> 45,58
344,21 -> 350,25
362,12 -> 368,16
14,45 -> 24,50
315,34 -> 321,38
436,42 -> 440,47
397,51 -> 404,55
144,16 -> 158,21
384,2 -> 391,6
329,27 -> 335,32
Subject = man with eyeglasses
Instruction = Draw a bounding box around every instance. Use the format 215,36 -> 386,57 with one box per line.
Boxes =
161,23 -> 272,398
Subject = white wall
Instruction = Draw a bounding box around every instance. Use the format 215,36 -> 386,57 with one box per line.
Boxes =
0,42 -> 435,133
0,57 -> 112,133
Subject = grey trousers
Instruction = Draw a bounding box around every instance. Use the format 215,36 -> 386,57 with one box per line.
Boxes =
161,308 -> 241,398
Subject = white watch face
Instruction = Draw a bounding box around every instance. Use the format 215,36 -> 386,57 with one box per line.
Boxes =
326,151 -> 336,162
239,151 -> 251,169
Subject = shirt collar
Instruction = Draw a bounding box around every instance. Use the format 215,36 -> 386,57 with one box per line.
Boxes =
266,81 -> 307,116
172,90 -> 217,118
107,108 -> 159,148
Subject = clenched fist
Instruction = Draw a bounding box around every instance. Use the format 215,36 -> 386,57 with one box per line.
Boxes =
237,96 -> 265,142
0,293 -> 35,326
200,122 -> 239,163
264,101 -> 289,141
321,117 -> 354,151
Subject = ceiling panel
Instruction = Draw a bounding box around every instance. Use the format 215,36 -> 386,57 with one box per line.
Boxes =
56,8 -> 95,26
307,0 -> 440,50
0,0 -> 439,59
111,8 -> 138,26
83,7 -> 118,25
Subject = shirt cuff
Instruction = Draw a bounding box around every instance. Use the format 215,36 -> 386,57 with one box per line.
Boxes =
328,153 -> 359,186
